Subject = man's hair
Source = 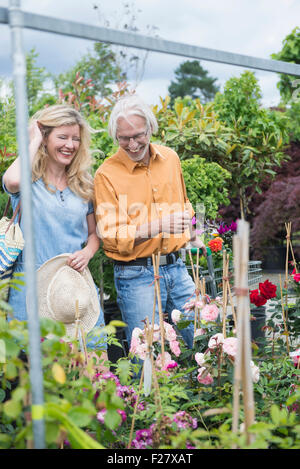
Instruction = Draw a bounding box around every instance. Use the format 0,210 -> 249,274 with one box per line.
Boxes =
108,94 -> 158,142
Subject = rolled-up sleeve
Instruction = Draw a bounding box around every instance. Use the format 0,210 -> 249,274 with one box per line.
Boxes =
94,170 -> 137,256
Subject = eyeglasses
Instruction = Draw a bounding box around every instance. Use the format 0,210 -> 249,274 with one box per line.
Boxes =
117,130 -> 149,145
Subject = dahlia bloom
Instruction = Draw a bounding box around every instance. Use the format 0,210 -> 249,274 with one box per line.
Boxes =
208,237 -> 223,252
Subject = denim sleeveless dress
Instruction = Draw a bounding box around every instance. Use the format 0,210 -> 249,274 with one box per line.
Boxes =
2,177 -> 105,348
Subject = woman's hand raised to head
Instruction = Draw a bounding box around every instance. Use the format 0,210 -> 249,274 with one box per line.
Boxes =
29,119 -> 44,147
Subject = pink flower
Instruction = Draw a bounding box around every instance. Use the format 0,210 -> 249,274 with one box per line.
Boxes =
222,337 -> 238,358
169,339 -> 181,357
171,309 -> 181,324
197,367 -> 214,385
208,333 -> 224,349
156,352 -> 177,371
201,304 -> 219,322
194,328 -> 206,338
164,322 -> 177,342
290,349 -> 300,367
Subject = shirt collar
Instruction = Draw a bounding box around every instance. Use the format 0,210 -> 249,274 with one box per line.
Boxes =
115,143 -> 164,173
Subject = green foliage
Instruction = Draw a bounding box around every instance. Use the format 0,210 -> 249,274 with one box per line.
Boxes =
153,95 -> 235,162
54,42 -> 123,99
285,100 -> 300,142
213,71 -> 290,217
181,156 -> 231,220
271,27 -> 300,104
168,60 -> 219,104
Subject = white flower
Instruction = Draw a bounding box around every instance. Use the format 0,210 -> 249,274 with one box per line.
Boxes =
171,309 -> 181,324
195,352 -> 206,366
208,333 -> 224,349
250,360 -> 260,383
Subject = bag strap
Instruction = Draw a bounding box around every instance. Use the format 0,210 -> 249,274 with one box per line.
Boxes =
3,198 -> 11,217
4,200 -> 22,233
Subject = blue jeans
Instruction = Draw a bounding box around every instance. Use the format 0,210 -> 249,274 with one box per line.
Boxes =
114,258 -> 196,349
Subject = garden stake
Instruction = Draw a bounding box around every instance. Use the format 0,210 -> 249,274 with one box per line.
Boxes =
127,364 -> 145,449
279,274 -> 290,355
74,299 -> 88,365
222,250 -> 228,338
284,223 -> 298,305
152,253 -> 166,367
232,220 -> 255,446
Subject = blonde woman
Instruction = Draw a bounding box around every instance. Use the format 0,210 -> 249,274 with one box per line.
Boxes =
3,104 -> 105,349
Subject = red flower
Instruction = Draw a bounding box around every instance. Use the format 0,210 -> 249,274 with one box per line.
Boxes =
249,289 -> 267,307
293,273 -> 300,283
208,237 -> 223,252
259,279 -> 277,300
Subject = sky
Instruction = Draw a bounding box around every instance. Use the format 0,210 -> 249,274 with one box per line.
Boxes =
0,0 -> 299,106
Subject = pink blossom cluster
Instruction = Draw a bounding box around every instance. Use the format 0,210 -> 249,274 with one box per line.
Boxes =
182,294 -> 220,323
131,411 -> 198,449
173,411 -> 198,430
131,428 -> 153,449
195,334 -> 260,384
129,322 -> 182,364
96,408 -> 127,426
156,352 -> 178,371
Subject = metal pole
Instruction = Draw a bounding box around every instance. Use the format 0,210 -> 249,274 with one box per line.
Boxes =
9,0 -> 45,449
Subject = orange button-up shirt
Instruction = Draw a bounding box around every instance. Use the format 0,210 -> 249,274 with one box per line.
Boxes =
94,143 -> 194,261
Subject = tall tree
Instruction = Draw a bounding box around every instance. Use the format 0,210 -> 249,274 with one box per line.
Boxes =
168,60 -> 219,104
271,26 -> 300,104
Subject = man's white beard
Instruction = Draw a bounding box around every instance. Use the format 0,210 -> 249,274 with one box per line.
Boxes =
126,143 -> 150,162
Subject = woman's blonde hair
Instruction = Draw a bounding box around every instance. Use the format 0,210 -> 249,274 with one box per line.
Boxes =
31,104 -> 94,201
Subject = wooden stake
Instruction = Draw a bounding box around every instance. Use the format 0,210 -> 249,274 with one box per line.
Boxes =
232,220 -> 255,446
279,274 -> 290,355
152,253 -> 165,367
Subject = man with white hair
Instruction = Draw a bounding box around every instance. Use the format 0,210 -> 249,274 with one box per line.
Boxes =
94,94 -> 205,351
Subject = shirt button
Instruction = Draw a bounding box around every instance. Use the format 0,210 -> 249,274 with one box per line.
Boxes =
153,188 -> 157,192
163,247 -> 167,250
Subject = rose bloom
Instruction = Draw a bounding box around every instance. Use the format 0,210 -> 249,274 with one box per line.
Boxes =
164,322 -> 177,342
200,304 -> 219,322
169,339 -> 181,357
208,333 -> 224,349
250,289 -> 267,307
195,352 -> 207,366
293,273 -> 300,283
250,360 -> 260,383
222,337 -> 238,358
156,352 -> 178,371
197,367 -> 214,385
171,309 -> 181,324
259,279 -> 277,300
208,237 -> 223,253
194,328 -> 206,338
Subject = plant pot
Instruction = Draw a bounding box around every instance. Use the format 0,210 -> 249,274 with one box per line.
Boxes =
104,301 -> 128,364
261,246 -> 286,272
250,306 -> 266,341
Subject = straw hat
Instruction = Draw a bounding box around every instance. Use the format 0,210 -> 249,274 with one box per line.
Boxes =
35,253 -> 100,337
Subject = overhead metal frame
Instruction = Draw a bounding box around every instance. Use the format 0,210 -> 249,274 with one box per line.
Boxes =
2,0 -> 300,450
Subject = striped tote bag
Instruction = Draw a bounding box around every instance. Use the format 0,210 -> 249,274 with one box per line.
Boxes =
0,199 -> 24,297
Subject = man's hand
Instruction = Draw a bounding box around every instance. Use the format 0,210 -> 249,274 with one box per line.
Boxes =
189,237 -> 207,256
161,211 -> 190,234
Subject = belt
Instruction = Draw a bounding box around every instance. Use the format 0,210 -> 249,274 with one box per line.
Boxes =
114,251 -> 180,267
